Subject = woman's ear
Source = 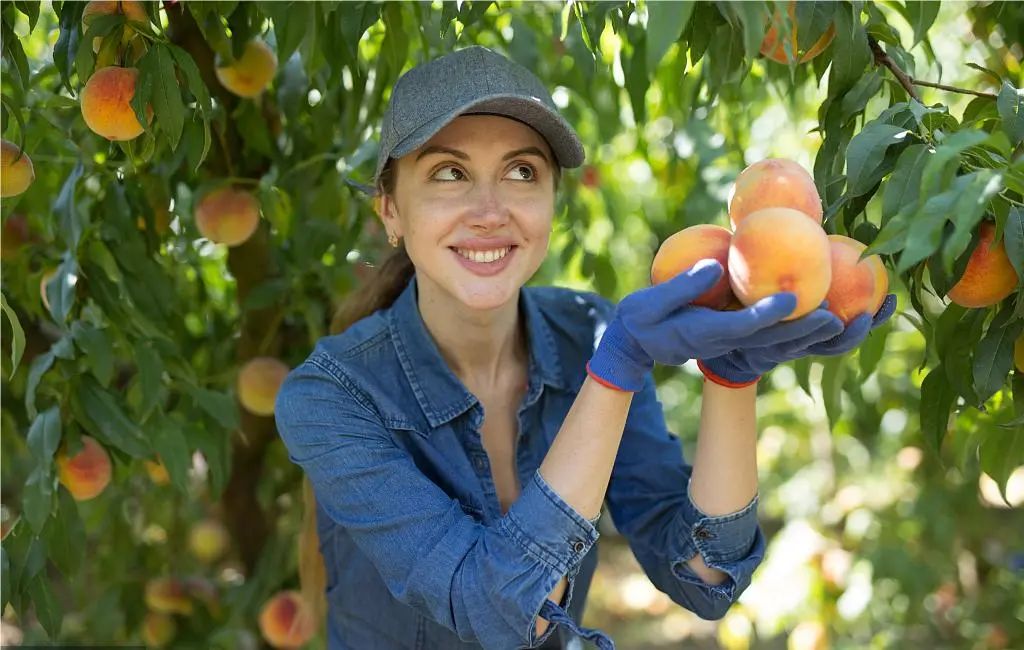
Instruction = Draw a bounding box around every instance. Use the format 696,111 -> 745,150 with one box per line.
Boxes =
376,192 -> 402,238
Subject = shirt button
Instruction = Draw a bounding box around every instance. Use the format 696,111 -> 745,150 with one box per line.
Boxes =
694,527 -> 713,540
571,540 -> 586,553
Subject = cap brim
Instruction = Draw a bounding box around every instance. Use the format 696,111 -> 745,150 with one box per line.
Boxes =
379,94 -> 585,182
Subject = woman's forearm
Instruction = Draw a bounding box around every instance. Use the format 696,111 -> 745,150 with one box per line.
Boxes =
539,374 -> 634,520
685,379 -> 759,583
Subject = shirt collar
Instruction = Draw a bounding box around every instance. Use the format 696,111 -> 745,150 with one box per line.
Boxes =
388,273 -> 566,429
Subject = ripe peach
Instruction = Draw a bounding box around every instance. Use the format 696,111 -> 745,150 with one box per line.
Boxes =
1,140 -> 35,198
1,215 -> 32,260
947,221 -> 1019,308
141,611 -> 176,648
258,590 -> 315,649
728,207 -> 832,321
145,578 -> 193,615
761,1 -> 836,64
188,519 -> 230,564
56,436 -> 112,501
237,357 -> 290,417
82,0 -> 149,52
81,66 -> 149,141
651,224 -> 735,309
195,187 -> 260,247
1014,334 -> 1023,373
729,158 -> 823,228
824,235 -> 879,325
215,40 -> 278,98
865,253 -> 889,314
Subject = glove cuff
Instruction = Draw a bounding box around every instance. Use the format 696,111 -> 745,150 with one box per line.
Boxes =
696,359 -> 761,389
586,319 -> 653,393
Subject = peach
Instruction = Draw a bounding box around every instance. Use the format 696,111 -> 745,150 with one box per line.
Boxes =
57,436 -> 112,501
947,221 -> 1019,308
82,0 -> 149,52
81,66 -> 149,141
729,158 -> 823,228
1,215 -> 32,259
761,1 -> 836,64
650,224 -> 735,309
1,140 -> 35,198
237,357 -> 290,416
865,253 -> 889,314
141,611 -> 175,648
145,578 -> 193,616
258,590 -> 315,649
1014,334 -> 1023,373
824,235 -> 879,325
188,519 -> 230,564
144,458 -> 170,485
728,207 -> 832,321
215,40 -> 278,98
195,187 -> 260,246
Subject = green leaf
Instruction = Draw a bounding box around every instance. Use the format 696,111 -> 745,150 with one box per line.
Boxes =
134,340 -> 164,418
1,546 -> 9,613
53,1 -> 84,93
896,173 -> 976,274
881,143 -> 930,220
27,406 -> 61,467
75,377 -> 150,458
942,309 -> 985,406
1003,206 -> 1024,287
186,384 -> 239,431
260,185 -> 293,239
838,69 -> 884,126
829,2 -> 871,96
792,357 -> 813,399
979,424 -> 1024,502
145,44 -> 185,149
646,0 -> 694,73
625,33 -> 649,123
44,255 -> 79,325
794,0 -> 837,54
381,3 -> 409,76
919,129 -> 987,197
902,0 -> 939,47
705,22 -> 746,96
150,416 -> 191,494
0,293 -> 25,378
974,306 -> 1024,404
845,123 -> 911,197
272,1 -> 312,66
920,364 -> 955,453
858,322 -> 890,380
997,81 -> 1024,145
168,44 -> 212,114
26,573 -> 61,638
53,161 -> 85,248
25,349 -> 56,420
940,171 -> 1004,276
71,322 -> 114,387
820,356 -> 846,430
14,1 -> 41,33
22,465 -> 53,535
716,0 -> 768,62
44,489 -> 84,577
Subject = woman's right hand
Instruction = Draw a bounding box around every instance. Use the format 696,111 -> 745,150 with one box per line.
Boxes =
586,259 -> 841,392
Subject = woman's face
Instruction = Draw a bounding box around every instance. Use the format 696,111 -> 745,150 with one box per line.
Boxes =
380,114 -> 557,312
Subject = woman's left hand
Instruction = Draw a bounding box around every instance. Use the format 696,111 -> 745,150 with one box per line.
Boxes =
697,294 -> 898,386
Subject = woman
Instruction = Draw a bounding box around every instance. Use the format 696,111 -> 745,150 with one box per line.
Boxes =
275,46 -> 895,650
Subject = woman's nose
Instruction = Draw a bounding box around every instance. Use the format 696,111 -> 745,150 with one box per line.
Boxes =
465,183 -> 511,226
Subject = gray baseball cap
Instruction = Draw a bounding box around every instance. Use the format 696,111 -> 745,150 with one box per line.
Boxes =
372,46 -> 585,189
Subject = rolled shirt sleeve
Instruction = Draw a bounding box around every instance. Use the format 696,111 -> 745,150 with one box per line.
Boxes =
274,357 -> 611,649
604,370 -> 764,620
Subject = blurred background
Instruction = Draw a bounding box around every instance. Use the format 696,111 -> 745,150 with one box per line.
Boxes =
2,1 -> 1022,648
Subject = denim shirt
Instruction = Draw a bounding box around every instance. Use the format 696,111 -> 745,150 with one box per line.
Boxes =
274,273 -> 765,650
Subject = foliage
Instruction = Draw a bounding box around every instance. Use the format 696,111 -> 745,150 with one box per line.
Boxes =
1,0 -> 1022,647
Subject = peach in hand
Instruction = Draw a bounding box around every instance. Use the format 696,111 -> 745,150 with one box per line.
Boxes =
651,224 -> 735,309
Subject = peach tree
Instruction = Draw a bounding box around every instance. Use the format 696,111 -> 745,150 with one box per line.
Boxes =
1,1 -> 1022,647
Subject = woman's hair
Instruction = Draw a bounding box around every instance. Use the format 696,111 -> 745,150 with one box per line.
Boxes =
298,152 -> 562,629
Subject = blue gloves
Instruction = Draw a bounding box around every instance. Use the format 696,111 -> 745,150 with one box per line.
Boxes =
698,294 -> 897,386
586,260 -> 898,392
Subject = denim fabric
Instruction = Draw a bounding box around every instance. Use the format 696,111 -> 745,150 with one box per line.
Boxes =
274,274 -> 766,649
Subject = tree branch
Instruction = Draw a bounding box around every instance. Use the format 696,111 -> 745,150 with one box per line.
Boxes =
868,35 -> 998,101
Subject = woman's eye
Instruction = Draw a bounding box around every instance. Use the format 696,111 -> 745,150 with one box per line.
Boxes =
432,166 -> 465,181
508,164 -> 536,181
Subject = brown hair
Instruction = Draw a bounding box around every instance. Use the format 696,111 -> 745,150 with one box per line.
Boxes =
298,152 -> 562,630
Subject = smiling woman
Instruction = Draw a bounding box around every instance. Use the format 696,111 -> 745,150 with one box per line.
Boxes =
272,45 -> 888,650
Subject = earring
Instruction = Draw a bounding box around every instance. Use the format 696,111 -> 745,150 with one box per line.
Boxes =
388,232 -> 399,248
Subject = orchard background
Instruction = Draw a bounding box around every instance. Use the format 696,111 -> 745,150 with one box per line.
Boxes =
1,0 -> 1023,648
